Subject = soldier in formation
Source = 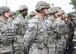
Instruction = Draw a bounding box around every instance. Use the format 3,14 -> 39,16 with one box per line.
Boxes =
23,1 -> 54,54
0,1 -> 76,54
0,6 -> 15,54
8,11 -> 16,23
12,5 -> 28,54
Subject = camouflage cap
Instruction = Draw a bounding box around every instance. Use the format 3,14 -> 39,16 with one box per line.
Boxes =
55,7 -> 61,10
10,11 -> 16,15
67,13 -> 76,17
57,9 -> 65,15
62,14 -> 68,18
0,6 -> 10,12
35,1 -> 50,11
29,11 -> 36,16
48,7 -> 56,14
0,7 -> 4,14
19,5 -> 28,10
48,7 -> 61,14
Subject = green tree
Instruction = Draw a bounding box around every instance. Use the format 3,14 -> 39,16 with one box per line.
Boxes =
15,10 -> 20,16
71,0 -> 76,10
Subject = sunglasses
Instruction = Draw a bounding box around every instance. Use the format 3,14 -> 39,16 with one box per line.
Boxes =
54,11 -> 58,13
20,9 -> 28,12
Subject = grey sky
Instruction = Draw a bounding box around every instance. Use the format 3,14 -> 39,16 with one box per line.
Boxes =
0,0 -> 74,13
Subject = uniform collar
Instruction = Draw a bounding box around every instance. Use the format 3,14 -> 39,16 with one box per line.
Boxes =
0,17 -> 7,23
35,15 -> 46,21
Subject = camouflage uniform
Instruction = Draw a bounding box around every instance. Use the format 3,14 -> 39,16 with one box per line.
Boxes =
23,1 -> 54,54
0,6 -> 15,54
12,5 -> 28,54
65,13 -> 75,53
12,14 -> 28,36
8,11 -> 16,24
27,11 -> 36,24
48,7 -> 60,54
48,7 -> 60,24
48,6 -> 62,22
53,10 -> 69,54
24,15 -> 53,54
27,11 -> 36,20
0,19 -> 12,54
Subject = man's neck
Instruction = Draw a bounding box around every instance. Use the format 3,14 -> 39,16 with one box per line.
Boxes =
21,14 -> 26,19
0,16 -> 7,22
37,13 -> 45,20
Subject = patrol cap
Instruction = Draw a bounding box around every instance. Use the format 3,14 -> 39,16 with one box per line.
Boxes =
48,7 -> 61,14
35,1 -> 50,11
29,11 -> 36,16
57,9 -> 65,15
48,7 -> 57,14
0,6 -> 10,12
54,7 -> 61,10
19,5 -> 28,10
67,13 -> 76,17
0,7 -> 4,14
10,11 -> 16,15
62,14 -> 68,18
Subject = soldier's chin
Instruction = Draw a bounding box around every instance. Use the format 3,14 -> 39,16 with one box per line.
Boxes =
5,16 -> 10,19
7,16 -> 10,18
24,14 -> 28,16
45,14 -> 48,16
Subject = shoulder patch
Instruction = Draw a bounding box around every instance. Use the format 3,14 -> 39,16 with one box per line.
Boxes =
27,27 -> 33,32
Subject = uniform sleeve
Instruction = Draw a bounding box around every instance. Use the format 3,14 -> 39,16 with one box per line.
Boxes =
0,22 -> 3,30
0,22 -> 7,32
12,17 -> 21,30
23,22 -> 37,48
0,22 -> 3,37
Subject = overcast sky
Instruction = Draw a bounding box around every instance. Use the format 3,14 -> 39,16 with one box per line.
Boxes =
0,0 -> 74,13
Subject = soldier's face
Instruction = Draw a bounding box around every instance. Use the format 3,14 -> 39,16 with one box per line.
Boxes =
43,8 -> 49,16
62,14 -> 67,20
4,11 -> 11,19
12,15 -> 16,19
65,17 -> 69,22
20,9 -> 28,16
55,13 -> 58,18
54,11 -> 58,18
